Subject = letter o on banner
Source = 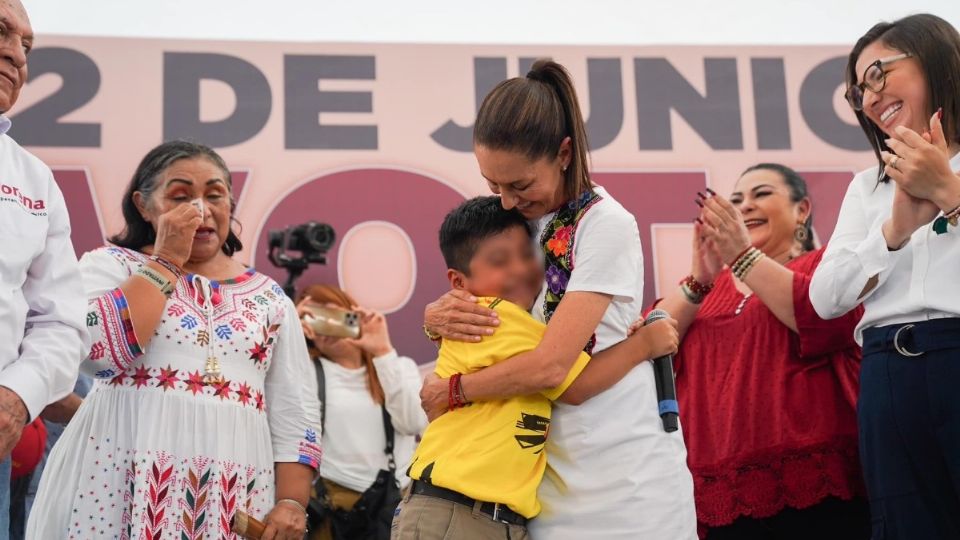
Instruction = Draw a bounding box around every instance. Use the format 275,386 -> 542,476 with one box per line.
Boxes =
253,167 -> 466,364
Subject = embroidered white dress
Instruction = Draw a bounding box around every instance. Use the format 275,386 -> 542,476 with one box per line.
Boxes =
27,246 -> 322,540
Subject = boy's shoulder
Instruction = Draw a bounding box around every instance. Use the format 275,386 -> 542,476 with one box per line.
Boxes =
438,297 -> 541,359
476,297 -> 536,324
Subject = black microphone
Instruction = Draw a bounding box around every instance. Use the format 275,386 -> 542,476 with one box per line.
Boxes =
644,309 -> 679,433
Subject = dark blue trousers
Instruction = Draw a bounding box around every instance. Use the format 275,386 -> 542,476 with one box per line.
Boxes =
860,320 -> 960,539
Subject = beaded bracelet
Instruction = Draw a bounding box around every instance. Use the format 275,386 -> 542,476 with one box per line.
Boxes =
448,373 -> 470,410
730,247 -> 759,274
679,275 -> 713,305
733,252 -> 763,280
681,275 -> 713,296
680,282 -> 703,305
732,248 -> 765,281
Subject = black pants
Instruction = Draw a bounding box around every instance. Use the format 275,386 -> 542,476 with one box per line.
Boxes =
859,322 -> 960,539
706,497 -> 870,540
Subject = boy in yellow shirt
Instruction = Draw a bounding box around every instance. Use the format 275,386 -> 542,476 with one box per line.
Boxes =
392,197 -> 677,540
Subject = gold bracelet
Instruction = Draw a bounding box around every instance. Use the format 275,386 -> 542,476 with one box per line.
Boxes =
423,324 -> 442,342
135,265 -> 175,296
275,498 -> 307,515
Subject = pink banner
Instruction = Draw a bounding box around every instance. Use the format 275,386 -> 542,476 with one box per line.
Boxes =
15,37 -> 872,362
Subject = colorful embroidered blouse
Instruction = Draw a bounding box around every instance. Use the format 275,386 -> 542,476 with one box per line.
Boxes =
27,246 -> 322,539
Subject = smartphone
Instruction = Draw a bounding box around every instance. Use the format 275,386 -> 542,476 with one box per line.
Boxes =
302,305 -> 361,339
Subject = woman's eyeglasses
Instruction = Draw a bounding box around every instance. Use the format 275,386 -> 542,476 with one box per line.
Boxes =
845,53 -> 913,111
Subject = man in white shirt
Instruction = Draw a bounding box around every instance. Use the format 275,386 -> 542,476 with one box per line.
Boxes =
0,1 -> 88,536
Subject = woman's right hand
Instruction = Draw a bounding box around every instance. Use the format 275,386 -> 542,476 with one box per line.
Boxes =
152,203 -> 203,267
882,183 -> 940,250
424,289 -> 500,343
691,219 -> 724,285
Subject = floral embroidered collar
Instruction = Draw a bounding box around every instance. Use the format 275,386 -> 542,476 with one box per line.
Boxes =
540,189 -> 602,353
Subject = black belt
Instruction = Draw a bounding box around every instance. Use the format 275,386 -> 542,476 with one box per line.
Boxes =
411,481 -> 528,527
862,318 -> 960,357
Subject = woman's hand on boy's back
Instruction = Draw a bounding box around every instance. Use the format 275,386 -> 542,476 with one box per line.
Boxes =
424,289 -> 500,342
420,373 -> 448,422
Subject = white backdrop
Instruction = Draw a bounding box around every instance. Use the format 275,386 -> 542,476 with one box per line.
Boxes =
26,0 -> 960,45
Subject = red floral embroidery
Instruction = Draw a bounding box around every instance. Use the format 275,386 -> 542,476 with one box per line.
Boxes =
254,391 -> 265,412
546,225 -> 573,257
110,372 -> 129,386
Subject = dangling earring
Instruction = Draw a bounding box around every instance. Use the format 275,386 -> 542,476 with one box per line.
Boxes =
794,224 -> 809,243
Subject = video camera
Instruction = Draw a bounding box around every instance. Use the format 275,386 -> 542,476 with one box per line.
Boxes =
267,221 -> 336,298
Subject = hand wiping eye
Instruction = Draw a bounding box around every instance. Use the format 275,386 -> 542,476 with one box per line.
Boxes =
190,197 -> 204,217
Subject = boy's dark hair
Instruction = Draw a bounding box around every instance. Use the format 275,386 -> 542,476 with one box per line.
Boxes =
439,196 -> 531,275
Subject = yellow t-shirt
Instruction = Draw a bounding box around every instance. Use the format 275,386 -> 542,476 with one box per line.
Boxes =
408,297 -> 590,519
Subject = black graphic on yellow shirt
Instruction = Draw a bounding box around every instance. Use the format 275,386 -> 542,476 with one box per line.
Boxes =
515,412 -> 550,454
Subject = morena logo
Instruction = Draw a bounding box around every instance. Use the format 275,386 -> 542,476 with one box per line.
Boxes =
0,182 -> 45,213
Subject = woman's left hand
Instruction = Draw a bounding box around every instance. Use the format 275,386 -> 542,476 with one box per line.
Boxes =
698,194 -> 752,265
883,111 -> 960,208
261,501 -> 307,540
347,308 -> 394,358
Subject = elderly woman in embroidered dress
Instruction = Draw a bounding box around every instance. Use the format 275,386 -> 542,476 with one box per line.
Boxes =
27,141 -> 321,540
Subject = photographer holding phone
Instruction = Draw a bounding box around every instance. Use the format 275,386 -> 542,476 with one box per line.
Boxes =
297,285 -> 426,540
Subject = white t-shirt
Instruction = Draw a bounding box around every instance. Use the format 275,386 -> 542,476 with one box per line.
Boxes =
529,186 -> 697,539
317,351 -> 427,492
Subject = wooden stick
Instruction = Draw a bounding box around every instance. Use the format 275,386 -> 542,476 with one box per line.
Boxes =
231,511 -> 267,540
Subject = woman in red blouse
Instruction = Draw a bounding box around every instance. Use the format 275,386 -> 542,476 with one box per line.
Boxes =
654,163 -> 869,539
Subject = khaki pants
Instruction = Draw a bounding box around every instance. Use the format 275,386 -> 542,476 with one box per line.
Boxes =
391,491 -> 529,540
310,479 -> 362,540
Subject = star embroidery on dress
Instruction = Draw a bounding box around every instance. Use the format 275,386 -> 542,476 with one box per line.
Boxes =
212,379 -> 232,400
254,391 -> 265,411
131,366 -> 152,389
156,365 -> 180,390
236,383 -> 253,406
248,342 -> 268,364
109,372 -> 128,386
184,370 -> 206,395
